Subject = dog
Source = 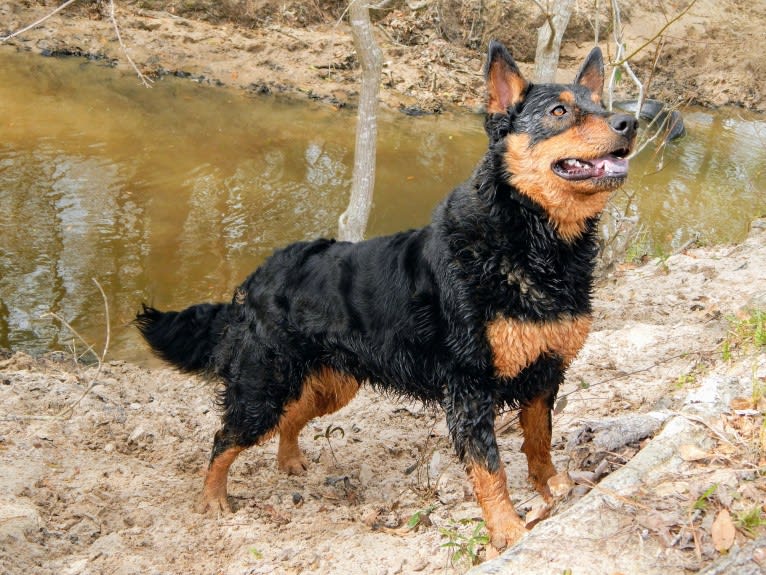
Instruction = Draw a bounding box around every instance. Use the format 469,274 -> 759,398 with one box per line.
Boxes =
135,40 -> 636,552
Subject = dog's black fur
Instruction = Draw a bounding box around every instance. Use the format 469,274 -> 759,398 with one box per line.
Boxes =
136,40 -> 636,550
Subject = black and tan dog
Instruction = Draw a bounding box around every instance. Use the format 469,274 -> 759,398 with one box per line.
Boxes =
136,40 -> 636,551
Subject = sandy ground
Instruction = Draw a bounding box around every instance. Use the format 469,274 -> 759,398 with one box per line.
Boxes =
0,0 -> 764,113
2,221 -> 765,574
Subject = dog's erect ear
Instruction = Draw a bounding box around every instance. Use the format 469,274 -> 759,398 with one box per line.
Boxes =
575,46 -> 605,99
485,40 -> 528,114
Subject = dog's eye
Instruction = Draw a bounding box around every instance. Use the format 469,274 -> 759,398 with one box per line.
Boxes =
550,105 -> 568,117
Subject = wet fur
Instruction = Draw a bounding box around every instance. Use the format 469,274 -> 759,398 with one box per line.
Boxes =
136,40 -> 636,550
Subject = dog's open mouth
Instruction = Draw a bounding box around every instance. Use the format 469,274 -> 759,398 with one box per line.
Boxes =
552,149 -> 630,181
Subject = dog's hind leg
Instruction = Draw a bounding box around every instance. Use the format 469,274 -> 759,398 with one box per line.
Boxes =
519,393 -> 557,500
199,377 -> 284,514
198,366 -> 359,512
199,427 -> 264,514
276,367 -> 360,475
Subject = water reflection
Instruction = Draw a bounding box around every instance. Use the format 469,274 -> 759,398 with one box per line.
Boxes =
0,48 -> 764,361
620,110 -> 766,249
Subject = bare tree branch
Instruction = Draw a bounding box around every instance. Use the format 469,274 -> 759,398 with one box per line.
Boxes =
108,0 -> 153,87
607,0 -> 643,113
533,0 -> 574,82
614,0 -> 698,67
338,0 -> 383,242
530,0 -> 555,48
0,0 -> 78,42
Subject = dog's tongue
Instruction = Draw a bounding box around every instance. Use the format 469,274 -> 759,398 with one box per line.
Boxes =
592,155 -> 628,177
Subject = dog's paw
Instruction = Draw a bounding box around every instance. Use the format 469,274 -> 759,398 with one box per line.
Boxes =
485,515 -> 527,558
278,453 -> 309,475
197,491 -> 232,515
528,463 -> 558,501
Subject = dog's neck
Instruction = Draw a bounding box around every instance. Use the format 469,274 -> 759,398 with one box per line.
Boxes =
431,157 -> 600,321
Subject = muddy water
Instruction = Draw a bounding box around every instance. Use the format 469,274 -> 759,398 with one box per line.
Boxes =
1,49 -> 765,360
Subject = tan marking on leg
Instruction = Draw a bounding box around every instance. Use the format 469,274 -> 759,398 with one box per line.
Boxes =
520,396 -> 557,500
277,367 -> 360,475
486,315 -> 592,378
469,463 -> 527,552
199,446 -> 244,514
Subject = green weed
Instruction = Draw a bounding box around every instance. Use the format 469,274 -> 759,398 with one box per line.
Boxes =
735,506 -> 766,537
406,504 -> 436,530
692,483 -> 718,511
624,228 -> 651,264
674,372 -> 696,390
440,519 -> 490,569
723,309 -> 766,360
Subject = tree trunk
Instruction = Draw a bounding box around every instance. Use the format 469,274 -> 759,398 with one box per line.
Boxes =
533,0 -> 574,83
338,1 -> 383,242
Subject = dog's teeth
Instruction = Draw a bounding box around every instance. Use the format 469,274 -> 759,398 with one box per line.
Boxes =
564,159 -> 585,169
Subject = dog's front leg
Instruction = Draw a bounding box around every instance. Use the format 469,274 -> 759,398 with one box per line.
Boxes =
444,384 -> 526,553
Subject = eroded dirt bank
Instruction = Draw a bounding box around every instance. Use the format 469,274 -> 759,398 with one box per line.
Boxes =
1,0 -> 764,113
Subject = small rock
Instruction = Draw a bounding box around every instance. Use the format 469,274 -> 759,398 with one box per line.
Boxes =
436,471 -> 465,505
128,426 -> 150,444
358,463 -> 374,485
406,555 -> 429,572
571,484 -> 591,497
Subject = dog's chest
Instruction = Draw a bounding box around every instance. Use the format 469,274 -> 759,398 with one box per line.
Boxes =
485,314 -> 592,379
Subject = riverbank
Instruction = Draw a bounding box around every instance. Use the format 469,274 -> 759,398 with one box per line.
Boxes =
1,0 -> 764,113
2,220 -> 765,574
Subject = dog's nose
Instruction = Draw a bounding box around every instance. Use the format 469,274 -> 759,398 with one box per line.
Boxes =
608,113 -> 638,140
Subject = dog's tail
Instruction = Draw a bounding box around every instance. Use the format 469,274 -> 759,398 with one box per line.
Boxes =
134,302 -> 230,374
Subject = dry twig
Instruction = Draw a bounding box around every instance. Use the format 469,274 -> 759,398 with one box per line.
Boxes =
108,0 -> 153,87
0,278 -> 111,422
0,0 -> 78,42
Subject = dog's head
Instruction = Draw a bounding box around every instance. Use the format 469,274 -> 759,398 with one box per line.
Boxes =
483,41 -> 637,240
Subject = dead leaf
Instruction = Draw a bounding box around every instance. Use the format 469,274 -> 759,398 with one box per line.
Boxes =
679,444 -> 709,462
362,508 -> 381,527
637,511 -> 677,547
711,508 -> 735,553
730,396 -> 754,410
262,504 -> 291,525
